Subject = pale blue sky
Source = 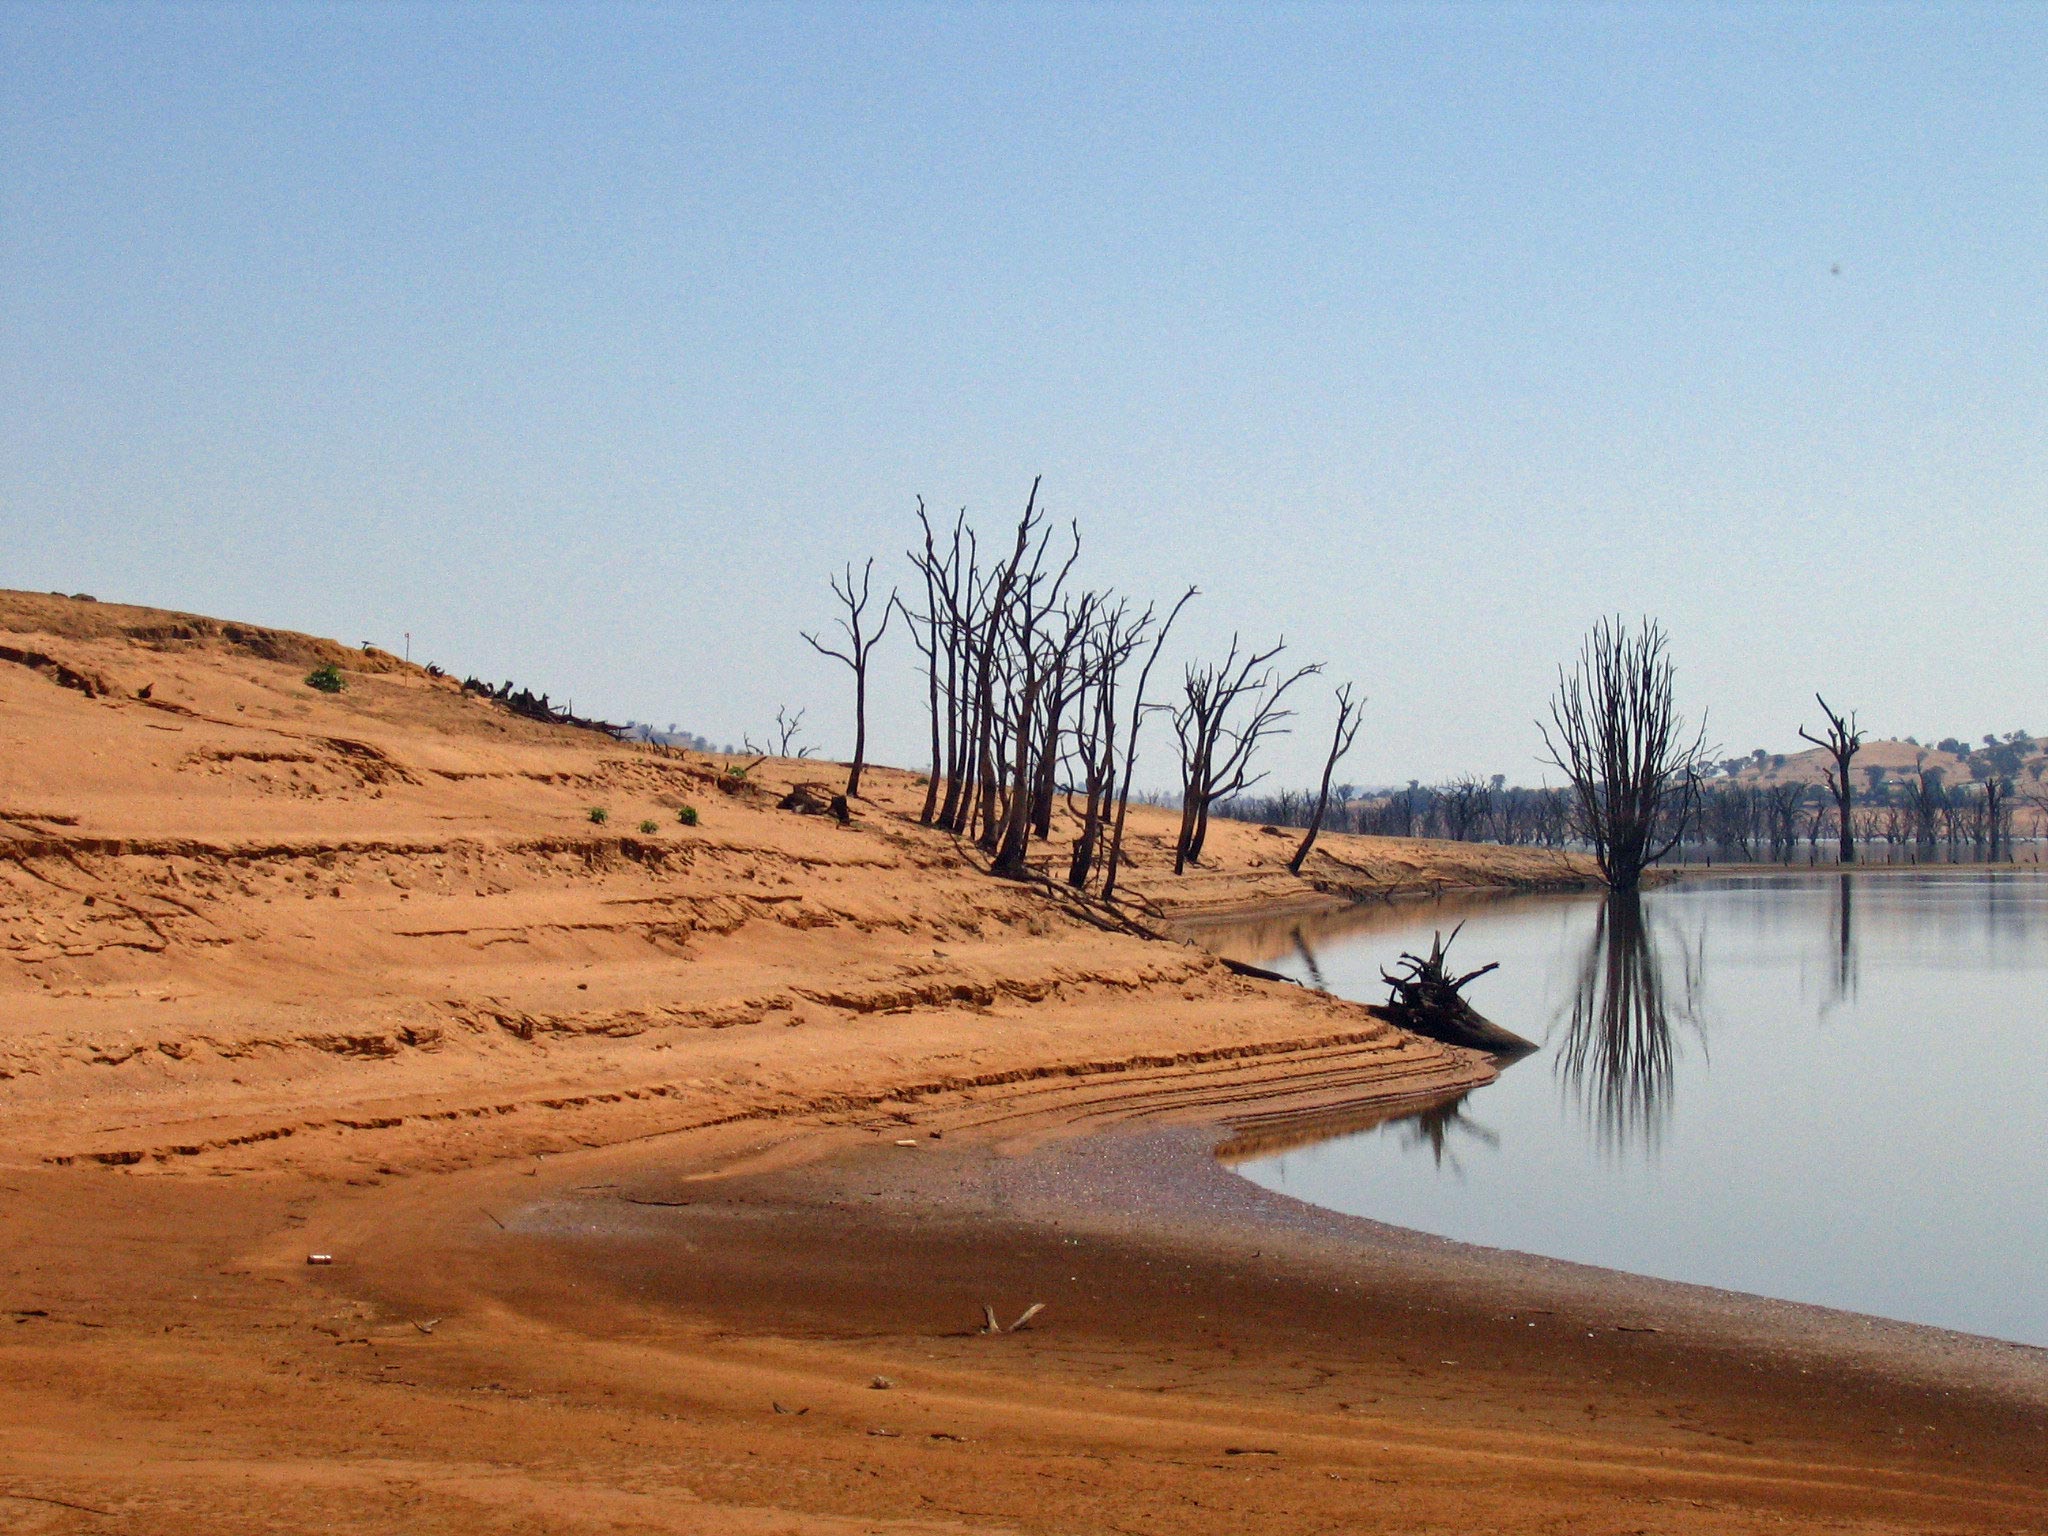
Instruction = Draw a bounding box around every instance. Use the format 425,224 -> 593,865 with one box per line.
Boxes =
4,3 -> 2043,785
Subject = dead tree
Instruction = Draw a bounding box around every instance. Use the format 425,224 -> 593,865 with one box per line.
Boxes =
1289,683 -> 1363,875
1766,781 -> 1808,862
745,706 -> 814,759
1976,773 -> 2013,861
966,485 -> 1046,849
1060,599 -> 1134,887
932,520 -> 983,834
900,500 -> 964,824
889,484 -> 1204,900
1026,592 -> 1097,844
1438,774 -> 1491,842
1797,695 -> 1864,864
1171,638 -> 1321,873
1906,758 -> 1943,855
1062,597 -> 1175,891
991,508 -> 1079,879
1537,617 -> 1705,893
803,558 -> 894,798
1099,586 -> 1197,903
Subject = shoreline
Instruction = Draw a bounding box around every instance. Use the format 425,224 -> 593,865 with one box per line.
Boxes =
4,593 -> 2042,1531
313,1091 -> 2048,1534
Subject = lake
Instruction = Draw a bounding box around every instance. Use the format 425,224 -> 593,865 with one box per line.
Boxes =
1208,870 -> 2048,1347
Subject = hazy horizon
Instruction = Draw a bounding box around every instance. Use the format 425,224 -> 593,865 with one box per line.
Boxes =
6,4 -> 2043,787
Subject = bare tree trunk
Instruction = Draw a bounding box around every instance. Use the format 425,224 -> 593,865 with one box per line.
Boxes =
1172,637 -> 1320,872
1798,695 -> 1863,865
908,502 -> 946,824
1290,683 -> 1363,875
1102,587 -> 1196,903
802,558 -> 894,800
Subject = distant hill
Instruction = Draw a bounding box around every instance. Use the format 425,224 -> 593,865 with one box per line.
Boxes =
1713,736 -> 2046,791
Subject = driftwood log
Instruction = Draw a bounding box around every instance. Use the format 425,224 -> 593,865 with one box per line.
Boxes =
1380,924 -> 1534,1056
461,676 -> 627,738
777,783 -> 851,824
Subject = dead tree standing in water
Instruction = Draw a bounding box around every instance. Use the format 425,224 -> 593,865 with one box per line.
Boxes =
1538,617 -> 1705,893
1797,695 -> 1864,864
1976,772 -> 2013,861
1907,757 -> 1943,856
1289,683 -> 1364,875
802,558 -> 894,798
1765,781 -> 1808,862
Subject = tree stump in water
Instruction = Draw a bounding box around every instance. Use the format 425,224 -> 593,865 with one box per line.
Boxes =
1380,924 -> 1534,1057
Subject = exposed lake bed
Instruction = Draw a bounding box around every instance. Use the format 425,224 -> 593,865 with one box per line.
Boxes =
1206,870 -> 2048,1348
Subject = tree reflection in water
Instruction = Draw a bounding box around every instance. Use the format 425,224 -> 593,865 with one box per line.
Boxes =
1286,922 -> 1503,1174
1291,929 -> 1330,993
1828,873 -> 1857,1010
1554,892 -> 1704,1156
1392,1090 -> 1500,1176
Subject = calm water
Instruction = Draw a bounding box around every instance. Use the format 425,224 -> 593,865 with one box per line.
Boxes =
1219,871 -> 2048,1346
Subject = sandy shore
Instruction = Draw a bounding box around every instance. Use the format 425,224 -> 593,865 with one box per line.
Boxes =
2,590 -> 2042,1533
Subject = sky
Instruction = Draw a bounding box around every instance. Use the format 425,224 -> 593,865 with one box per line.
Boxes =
4,3 -> 2044,788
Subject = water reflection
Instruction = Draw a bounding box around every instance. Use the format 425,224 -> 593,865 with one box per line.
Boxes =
1553,894 -> 1703,1157
1217,871 -> 2048,1345
1291,931 -> 1330,993
1391,1090 -> 1498,1174
1191,873 -> 2043,1167
1824,873 -> 1856,1009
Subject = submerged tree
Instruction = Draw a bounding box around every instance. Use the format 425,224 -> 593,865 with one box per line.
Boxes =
1797,695 -> 1865,864
1537,617 -> 1705,893
1765,780 -> 1809,863
1974,772 -> 2015,861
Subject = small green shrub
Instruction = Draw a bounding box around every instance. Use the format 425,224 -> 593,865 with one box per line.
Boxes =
637,818 -> 659,835
677,804 -> 699,827
587,806 -> 609,825
305,663 -> 346,694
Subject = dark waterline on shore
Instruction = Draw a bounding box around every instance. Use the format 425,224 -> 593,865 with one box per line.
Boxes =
1207,871 -> 2048,1347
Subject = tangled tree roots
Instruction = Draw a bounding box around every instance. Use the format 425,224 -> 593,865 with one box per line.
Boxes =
1380,924 -> 1534,1056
